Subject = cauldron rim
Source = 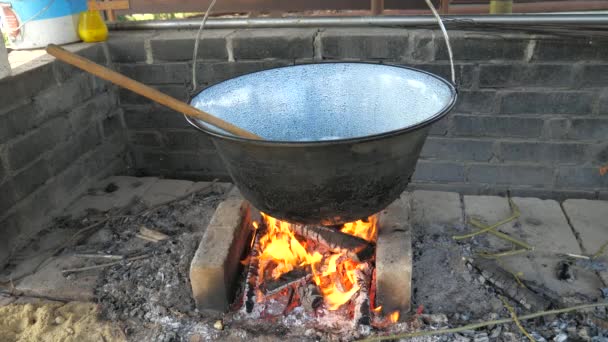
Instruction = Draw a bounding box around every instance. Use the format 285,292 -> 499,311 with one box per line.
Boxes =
186,61 -> 458,146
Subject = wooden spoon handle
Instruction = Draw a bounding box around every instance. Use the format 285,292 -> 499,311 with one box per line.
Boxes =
46,44 -> 262,140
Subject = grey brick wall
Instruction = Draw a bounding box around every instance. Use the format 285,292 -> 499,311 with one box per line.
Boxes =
110,28 -> 607,200
0,44 -> 127,265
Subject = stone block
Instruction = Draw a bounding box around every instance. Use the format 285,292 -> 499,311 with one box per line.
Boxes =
479,64 -> 574,88
107,36 -> 147,63
464,196 -> 602,301
411,190 -> 463,233
576,65 -> 608,88
190,196 -> 252,313
118,63 -> 191,85
164,152 -> 226,174
150,30 -> 232,61
320,28 -> 409,60
129,131 -> 163,147
500,91 -> 593,115
467,164 -> 551,187
0,181 -> 18,213
453,91 -> 497,114
123,105 -> 191,129
543,118 -> 570,140
33,73 -> 95,123
563,199 -> 608,254
47,125 -> 102,175
435,32 -> 528,61
412,161 -> 465,183
232,28 -> 316,59
376,194 -> 412,316
194,60 -> 292,87
420,138 -> 494,162
11,159 -> 51,200
0,62 -> 56,110
556,167 -> 608,189
407,63 -> 475,89
599,93 -> 608,115
101,111 -> 126,138
164,129 -> 215,151
568,118 -> 608,140
67,92 -> 117,133
0,101 -> 37,144
428,115 -> 450,136
452,115 -> 543,138
498,141 -> 589,164
52,45 -> 107,83
532,38 -> 608,61
6,117 -> 70,171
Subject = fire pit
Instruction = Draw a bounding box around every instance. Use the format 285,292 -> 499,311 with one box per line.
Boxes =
190,190 -> 412,334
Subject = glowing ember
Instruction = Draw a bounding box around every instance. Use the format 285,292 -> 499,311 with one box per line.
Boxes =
389,311 -> 400,323
255,213 -> 378,310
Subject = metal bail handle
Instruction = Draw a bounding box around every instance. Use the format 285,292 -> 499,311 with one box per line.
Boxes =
424,0 -> 456,86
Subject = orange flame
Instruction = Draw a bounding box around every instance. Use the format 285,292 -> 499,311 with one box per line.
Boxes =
389,311 -> 399,323
255,213 -> 377,310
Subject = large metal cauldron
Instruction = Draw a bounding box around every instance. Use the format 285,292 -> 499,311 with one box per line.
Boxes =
186,63 -> 457,225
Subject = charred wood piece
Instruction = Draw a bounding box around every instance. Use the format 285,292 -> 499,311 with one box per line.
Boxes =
243,227 -> 264,314
470,258 -> 551,311
261,266 -> 312,295
354,265 -> 371,326
288,224 -> 374,261
298,283 -> 323,313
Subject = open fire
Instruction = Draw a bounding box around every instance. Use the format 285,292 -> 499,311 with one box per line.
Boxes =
237,211 -> 399,329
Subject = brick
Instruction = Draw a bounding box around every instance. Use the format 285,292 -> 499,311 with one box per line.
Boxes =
599,93 -> 608,115
33,74 -> 95,122
0,62 -> 56,110
195,60 -> 292,87
593,142 -> 608,164
500,91 -> 593,115
107,37 -> 147,63
578,65 -> 608,88
420,138 -> 494,162
164,152 -> 225,173
164,129 -> 214,150
52,45 -> 106,83
123,105 -> 191,129
46,125 -> 102,175
408,63 -> 475,89
409,30 -> 434,62
532,38 -> 608,61
0,101 -> 37,144
6,117 -> 70,171
428,115 -> 450,136
101,111 -> 126,137
129,131 -> 163,147
454,91 -> 497,114
67,92 -> 116,132
411,190 -> 463,233
118,63 -> 190,85
232,28 -> 316,59
320,28 -> 409,60
150,30 -> 232,61
499,141 -> 589,164
467,164 -> 551,187
12,158 -> 51,200
120,84 -> 190,105
376,193 -> 412,316
568,118 -> 608,140
452,115 -> 543,138
479,64 -> 573,88
435,32 -> 528,61
556,167 -> 608,188
0,181 -> 18,213
0,161 -> 5,183
190,197 -> 251,313
544,118 -> 570,140
412,161 -> 465,183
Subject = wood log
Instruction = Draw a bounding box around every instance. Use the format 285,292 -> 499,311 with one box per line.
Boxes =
242,228 -> 263,314
298,283 -> 323,313
288,224 -> 375,261
260,266 -> 311,295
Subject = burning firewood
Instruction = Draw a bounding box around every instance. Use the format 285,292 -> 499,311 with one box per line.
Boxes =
260,266 -> 312,295
298,283 -> 323,313
353,265 -> 372,326
288,224 -> 375,261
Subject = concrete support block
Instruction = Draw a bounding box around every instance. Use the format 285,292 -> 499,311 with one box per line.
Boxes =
320,28 -> 409,60
411,190 -> 463,234
231,28 -> 316,59
190,194 -> 252,314
0,28 -> 10,79
376,193 -> 412,317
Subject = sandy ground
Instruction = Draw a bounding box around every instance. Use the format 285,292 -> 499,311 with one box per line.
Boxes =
0,300 -> 125,342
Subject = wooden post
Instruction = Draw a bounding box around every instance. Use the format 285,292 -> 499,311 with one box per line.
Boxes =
371,0 -> 384,15
440,0 -> 450,14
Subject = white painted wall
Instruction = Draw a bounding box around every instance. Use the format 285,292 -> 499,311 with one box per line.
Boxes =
0,28 -> 10,78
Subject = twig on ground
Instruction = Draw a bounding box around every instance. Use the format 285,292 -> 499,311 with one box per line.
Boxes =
592,240 -> 608,260
454,198 -> 521,240
500,296 -> 536,341
71,254 -> 124,260
357,301 -> 608,342
468,219 -> 534,250
61,255 -> 149,274
477,248 -> 528,259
